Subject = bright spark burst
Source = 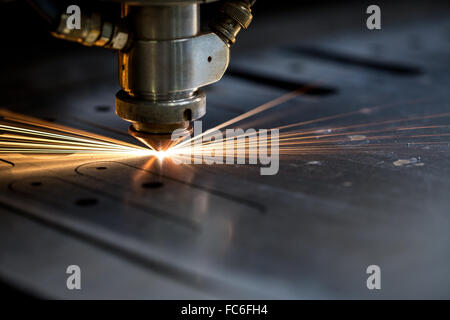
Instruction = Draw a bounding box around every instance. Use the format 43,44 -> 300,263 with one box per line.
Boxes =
0,110 -> 155,156
1,86 -> 449,165
166,95 -> 450,163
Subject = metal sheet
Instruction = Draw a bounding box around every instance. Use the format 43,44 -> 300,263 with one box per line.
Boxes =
1,1 -> 450,298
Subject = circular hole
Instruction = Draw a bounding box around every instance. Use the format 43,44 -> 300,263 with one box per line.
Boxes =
121,64 -> 125,71
31,182 -> 42,187
207,56 -> 212,63
95,105 -> 110,112
75,198 -> 98,207
142,182 -> 164,189
96,166 -> 107,170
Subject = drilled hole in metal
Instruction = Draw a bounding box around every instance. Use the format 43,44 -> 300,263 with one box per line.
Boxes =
96,167 -> 107,170
142,182 -> 164,189
95,106 -> 110,112
75,198 -> 98,207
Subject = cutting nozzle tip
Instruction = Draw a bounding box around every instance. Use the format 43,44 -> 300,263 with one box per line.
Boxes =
128,125 -> 191,151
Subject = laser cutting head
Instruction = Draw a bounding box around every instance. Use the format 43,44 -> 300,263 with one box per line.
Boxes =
47,0 -> 255,150
115,0 -> 254,149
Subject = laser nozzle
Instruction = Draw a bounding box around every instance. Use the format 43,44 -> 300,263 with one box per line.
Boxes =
128,125 -> 191,151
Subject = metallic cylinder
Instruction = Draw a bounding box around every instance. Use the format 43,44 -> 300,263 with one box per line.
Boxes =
209,0 -> 253,46
119,4 -> 200,100
117,3 -> 206,133
131,5 -> 199,40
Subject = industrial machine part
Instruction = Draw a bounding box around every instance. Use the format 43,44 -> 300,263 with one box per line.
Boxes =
29,0 -> 255,150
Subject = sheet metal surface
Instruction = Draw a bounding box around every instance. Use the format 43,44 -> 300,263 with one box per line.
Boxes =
1,2 -> 450,298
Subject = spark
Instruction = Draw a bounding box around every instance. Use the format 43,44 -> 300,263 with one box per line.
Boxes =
165,91 -> 450,164
0,110 -> 155,157
1,85 -> 450,170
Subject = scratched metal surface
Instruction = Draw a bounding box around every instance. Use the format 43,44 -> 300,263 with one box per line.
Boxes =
1,2 -> 450,298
